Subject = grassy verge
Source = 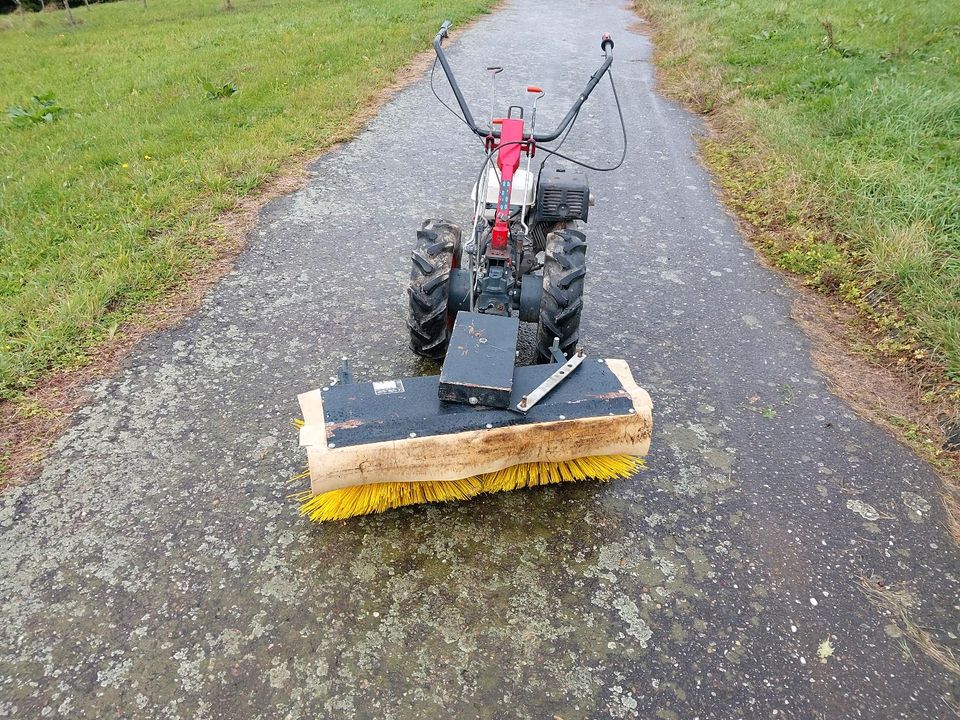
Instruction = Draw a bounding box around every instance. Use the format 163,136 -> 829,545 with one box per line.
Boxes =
634,0 -> 959,383
0,0 -> 493,401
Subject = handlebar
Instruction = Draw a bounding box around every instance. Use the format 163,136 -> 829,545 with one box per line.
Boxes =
433,20 -> 614,143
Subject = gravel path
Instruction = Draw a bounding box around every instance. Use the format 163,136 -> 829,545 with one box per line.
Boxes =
1,1 -> 957,717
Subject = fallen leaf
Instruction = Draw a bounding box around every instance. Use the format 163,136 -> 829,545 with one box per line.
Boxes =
817,638 -> 834,663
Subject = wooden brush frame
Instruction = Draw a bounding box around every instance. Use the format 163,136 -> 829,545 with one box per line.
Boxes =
298,359 -> 652,496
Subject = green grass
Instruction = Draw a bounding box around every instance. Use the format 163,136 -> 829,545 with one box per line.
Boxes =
637,0 -> 960,377
0,0 -> 492,400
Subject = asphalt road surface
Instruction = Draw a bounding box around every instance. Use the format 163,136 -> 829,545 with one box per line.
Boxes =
2,1 -> 957,717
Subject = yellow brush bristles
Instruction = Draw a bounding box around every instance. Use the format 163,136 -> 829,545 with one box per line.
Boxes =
293,454 -> 644,522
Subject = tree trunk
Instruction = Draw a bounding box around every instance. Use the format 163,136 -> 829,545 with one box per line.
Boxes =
82,0 -> 89,9
13,0 -> 23,16
63,0 -> 76,25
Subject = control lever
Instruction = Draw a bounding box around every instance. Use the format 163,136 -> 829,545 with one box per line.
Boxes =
486,66 -> 503,126
520,85 -> 545,235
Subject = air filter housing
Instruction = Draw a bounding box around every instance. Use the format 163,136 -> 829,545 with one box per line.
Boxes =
536,166 -> 590,223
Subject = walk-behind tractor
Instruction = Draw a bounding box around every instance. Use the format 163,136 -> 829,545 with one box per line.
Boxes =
295,21 -> 653,522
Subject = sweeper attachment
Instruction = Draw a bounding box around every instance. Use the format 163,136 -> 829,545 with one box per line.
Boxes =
295,22 -> 652,522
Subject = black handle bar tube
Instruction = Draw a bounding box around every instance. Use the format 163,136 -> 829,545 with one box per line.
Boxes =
433,21 -> 614,143
531,48 -> 612,142
434,25 -> 485,139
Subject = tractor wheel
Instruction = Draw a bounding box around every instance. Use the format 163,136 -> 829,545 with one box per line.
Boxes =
407,219 -> 461,360
537,228 -> 587,362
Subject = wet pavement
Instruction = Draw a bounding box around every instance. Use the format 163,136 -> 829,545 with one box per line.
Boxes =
1,0 -> 958,717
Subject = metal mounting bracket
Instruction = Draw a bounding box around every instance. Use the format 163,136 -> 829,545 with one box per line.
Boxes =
516,348 -> 586,413
548,336 -> 566,364
337,358 -> 354,386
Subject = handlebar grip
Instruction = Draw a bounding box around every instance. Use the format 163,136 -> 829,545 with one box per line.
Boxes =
439,20 -> 452,37
601,32 -> 614,52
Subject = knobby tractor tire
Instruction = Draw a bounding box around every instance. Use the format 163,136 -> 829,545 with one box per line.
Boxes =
407,219 -> 461,360
537,228 -> 587,362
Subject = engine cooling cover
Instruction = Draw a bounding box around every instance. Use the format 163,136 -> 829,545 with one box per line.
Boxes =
536,166 -> 590,223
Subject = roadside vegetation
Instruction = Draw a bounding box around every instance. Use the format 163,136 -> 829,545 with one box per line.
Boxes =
0,0 -> 492,401
635,0 -> 959,383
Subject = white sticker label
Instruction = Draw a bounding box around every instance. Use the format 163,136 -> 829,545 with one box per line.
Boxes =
372,380 -> 405,395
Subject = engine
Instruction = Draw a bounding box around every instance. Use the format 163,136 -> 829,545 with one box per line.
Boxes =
535,166 -> 590,223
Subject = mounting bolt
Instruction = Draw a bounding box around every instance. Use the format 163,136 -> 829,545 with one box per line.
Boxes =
469,396 -> 479,405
